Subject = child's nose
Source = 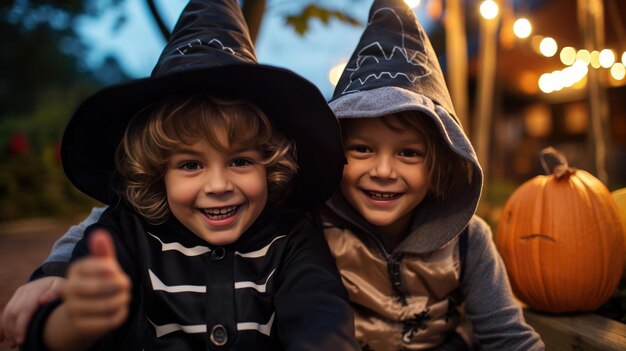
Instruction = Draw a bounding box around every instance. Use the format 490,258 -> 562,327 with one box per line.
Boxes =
203,168 -> 233,194
370,155 -> 397,179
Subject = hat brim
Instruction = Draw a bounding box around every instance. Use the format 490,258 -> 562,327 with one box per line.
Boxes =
62,63 -> 344,210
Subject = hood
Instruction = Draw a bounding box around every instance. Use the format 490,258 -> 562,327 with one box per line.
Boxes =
326,0 -> 483,254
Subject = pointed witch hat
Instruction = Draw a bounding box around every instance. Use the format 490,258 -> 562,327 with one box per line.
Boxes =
62,0 -> 344,210
327,0 -> 484,254
330,0 -> 457,122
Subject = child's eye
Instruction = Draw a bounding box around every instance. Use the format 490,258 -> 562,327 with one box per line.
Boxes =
398,149 -> 424,158
348,145 -> 372,153
180,161 -> 201,171
230,158 -> 253,167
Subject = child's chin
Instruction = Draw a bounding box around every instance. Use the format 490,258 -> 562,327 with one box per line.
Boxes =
196,231 -> 242,246
363,215 -> 397,228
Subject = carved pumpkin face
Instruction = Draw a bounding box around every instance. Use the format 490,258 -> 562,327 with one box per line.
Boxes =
496,169 -> 624,313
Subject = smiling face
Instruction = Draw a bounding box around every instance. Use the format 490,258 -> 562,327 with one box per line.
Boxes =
340,116 -> 431,242
164,130 -> 267,246
118,95 -> 298,244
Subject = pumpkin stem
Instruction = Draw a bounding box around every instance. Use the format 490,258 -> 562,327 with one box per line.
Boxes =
540,147 -> 575,178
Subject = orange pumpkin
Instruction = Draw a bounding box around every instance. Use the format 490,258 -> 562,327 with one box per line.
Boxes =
495,148 -> 624,313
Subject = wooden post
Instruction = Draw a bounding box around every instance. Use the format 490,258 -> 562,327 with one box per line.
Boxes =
472,2 -> 501,180
445,0 -> 469,133
578,0 -> 609,183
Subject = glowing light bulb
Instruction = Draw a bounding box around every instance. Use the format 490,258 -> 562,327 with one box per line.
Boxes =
328,62 -> 347,86
576,49 -> 591,65
571,59 -> 589,79
599,49 -> 615,68
513,18 -> 532,38
480,0 -> 499,20
538,73 -> 554,94
611,62 -> 626,80
403,0 -> 421,8
590,51 -> 601,68
560,47 -> 576,65
539,37 -> 557,57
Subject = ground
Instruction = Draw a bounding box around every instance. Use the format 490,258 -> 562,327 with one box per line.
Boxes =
0,216 -> 84,350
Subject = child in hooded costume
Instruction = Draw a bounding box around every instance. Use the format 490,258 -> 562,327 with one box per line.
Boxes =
322,1 -> 544,350
18,0 -> 359,350
3,1 -> 543,350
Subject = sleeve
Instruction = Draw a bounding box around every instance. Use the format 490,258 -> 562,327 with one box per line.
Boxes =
46,207 -> 108,263
23,209 -> 145,351
273,216 -> 360,351
29,207 -> 107,280
461,216 -> 545,351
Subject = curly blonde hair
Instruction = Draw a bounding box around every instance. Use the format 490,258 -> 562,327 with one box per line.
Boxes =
116,93 -> 298,224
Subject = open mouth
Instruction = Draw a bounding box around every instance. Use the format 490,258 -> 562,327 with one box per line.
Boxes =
364,190 -> 402,200
202,205 -> 239,220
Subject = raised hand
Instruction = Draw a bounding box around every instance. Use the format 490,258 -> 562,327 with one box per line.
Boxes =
52,229 -> 131,347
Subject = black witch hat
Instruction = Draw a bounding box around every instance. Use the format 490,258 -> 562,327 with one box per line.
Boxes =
330,0 -> 457,124
62,0 -> 344,210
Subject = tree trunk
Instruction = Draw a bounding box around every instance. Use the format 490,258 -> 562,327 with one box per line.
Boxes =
241,0 -> 266,44
445,0 -> 469,133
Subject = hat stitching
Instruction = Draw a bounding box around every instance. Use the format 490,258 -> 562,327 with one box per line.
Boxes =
175,38 -> 237,56
341,7 -> 432,95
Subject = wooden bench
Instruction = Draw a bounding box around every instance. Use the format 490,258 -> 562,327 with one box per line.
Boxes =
523,309 -> 626,350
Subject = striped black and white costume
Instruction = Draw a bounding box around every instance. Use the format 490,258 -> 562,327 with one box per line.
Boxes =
26,204 -> 356,350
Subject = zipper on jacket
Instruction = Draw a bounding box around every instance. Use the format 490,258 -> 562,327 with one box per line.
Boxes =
366,233 -> 408,306
387,253 -> 408,306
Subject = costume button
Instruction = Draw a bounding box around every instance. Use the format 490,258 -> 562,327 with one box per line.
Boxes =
211,247 -> 226,260
209,324 -> 228,346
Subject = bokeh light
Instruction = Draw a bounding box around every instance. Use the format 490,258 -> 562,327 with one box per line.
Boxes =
328,62 -> 347,86
590,50 -> 601,68
539,37 -> 557,57
560,47 -> 576,65
403,0 -> 421,8
611,62 -> 626,80
599,49 -> 616,68
513,18 -> 532,38
576,49 -> 591,65
480,0 -> 499,20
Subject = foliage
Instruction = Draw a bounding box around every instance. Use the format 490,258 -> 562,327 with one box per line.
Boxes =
0,145 -> 99,220
0,0 -> 126,220
0,0 -> 125,118
285,3 -> 361,36
0,82 -> 106,220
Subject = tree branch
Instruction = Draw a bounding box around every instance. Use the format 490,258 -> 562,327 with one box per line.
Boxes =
146,0 -> 170,41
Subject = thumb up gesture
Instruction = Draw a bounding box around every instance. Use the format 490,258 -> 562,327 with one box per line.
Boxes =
62,229 -> 131,339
